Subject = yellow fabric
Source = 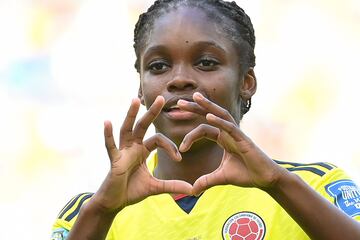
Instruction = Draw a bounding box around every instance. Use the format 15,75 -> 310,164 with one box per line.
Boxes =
52,193 -> 93,231
52,155 -> 360,239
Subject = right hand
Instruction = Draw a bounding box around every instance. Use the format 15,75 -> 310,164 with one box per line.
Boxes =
91,96 -> 193,214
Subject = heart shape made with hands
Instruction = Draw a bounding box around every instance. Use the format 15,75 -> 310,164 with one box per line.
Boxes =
102,92 -> 279,210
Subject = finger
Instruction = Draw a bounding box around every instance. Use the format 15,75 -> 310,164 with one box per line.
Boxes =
144,133 -> 182,161
133,96 -> 165,141
177,99 -> 207,116
150,178 -> 193,196
119,98 -> 141,148
104,120 -> 117,160
192,92 -> 236,123
192,169 -> 228,196
206,113 -> 247,142
179,124 -> 219,152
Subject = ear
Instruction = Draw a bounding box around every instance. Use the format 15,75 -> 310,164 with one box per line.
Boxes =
240,68 -> 257,100
138,83 -> 145,105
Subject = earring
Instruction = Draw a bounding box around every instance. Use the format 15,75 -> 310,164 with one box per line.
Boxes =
241,98 -> 251,114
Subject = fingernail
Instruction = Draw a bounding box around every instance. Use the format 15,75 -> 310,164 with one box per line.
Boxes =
206,113 -> 215,120
176,151 -> 182,159
179,143 -> 184,152
177,99 -> 187,105
193,92 -> 203,99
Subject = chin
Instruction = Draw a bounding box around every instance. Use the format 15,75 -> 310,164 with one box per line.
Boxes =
155,126 -> 192,146
154,116 -> 206,146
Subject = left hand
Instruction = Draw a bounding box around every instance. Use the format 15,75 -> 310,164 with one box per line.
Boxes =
177,92 -> 288,196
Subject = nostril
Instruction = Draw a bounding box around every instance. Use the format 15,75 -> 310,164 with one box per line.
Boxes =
184,83 -> 196,90
167,83 -> 196,92
167,79 -> 198,92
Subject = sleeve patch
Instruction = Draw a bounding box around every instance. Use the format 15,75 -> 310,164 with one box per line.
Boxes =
325,179 -> 360,217
51,228 -> 69,240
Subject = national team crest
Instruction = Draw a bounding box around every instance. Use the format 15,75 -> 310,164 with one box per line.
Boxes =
222,211 -> 266,240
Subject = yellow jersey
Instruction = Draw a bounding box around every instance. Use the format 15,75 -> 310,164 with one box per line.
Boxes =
52,155 -> 360,240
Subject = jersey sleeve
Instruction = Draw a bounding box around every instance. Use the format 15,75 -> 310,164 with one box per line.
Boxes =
51,193 -> 93,239
275,160 -> 360,222
316,167 -> 360,221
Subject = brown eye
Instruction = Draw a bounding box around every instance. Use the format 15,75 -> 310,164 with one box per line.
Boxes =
196,58 -> 219,71
148,60 -> 170,74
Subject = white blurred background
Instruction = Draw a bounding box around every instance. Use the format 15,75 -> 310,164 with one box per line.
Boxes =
0,0 -> 359,238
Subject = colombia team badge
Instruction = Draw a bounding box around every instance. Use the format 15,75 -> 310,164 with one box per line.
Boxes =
222,211 -> 266,240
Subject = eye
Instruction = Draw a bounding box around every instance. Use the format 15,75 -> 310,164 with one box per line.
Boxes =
147,60 -> 170,74
196,57 -> 219,71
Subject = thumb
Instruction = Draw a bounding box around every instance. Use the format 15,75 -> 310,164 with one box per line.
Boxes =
149,178 -> 193,196
192,169 -> 227,196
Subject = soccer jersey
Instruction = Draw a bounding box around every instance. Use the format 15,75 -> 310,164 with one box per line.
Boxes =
52,154 -> 360,240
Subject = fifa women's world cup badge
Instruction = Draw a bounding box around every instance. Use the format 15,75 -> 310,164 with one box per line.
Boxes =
326,179 -> 360,217
222,211 -> 266,240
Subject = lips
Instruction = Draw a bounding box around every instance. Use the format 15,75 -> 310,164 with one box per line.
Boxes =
164,104 -> 181,112
162,95 -> 197,120
163,96 -> 192,111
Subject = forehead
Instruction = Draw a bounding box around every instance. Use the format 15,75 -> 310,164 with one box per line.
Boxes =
144,6 -> 235,52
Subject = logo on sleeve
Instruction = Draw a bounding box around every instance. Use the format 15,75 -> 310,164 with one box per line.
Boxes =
326,179 -> 360,217
222,211 -> 265,240
51,228 -> 69,240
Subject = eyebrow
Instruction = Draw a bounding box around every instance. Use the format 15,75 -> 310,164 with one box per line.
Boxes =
143,45 -> 168,57
143,40 -> 227,57
193,41 -> 227,54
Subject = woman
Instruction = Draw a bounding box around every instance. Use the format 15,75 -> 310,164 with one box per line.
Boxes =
52,0 -> 360,239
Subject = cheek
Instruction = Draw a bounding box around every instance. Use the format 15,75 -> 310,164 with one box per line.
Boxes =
207,75 -> 240,106
141,80 -> 162,109
206,74 -> 241,119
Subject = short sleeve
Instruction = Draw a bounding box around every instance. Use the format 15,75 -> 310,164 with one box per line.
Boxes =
51,193 -> 93,238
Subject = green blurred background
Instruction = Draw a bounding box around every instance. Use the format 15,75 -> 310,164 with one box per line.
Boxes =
0,0 -> 359,238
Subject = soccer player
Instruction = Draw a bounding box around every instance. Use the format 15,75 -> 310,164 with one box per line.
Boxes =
52,0 -> 360,239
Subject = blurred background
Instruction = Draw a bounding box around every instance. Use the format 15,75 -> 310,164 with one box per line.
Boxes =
0,0 -> 359,238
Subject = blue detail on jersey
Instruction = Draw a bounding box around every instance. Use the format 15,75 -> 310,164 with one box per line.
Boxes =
286,166 -> 325,176
273,160 -> 335,170
326,179 -> 360,217
65,193 -> 93,221
176,195 -> 201,214
59,193 -> 88,218
51,228 -> 69,240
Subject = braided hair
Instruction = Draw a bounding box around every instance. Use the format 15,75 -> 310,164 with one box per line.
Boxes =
133,0 -> 255,115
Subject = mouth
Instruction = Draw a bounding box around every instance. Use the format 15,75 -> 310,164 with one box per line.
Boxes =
164,104 -> 180,112
162,96 -> 197,120
163,96 -> 194,112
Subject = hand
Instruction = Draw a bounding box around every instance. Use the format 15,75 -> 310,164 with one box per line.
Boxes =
92,96 -> 192,214
178,92 -> 287,196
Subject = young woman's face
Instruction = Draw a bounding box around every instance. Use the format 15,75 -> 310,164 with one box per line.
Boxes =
139,6 -> 248,144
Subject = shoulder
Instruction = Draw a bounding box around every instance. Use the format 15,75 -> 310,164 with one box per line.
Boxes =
274,159 -> 353,189
274,159 -> 336,178
275,159 -> 360,220
52,192 -> 94,231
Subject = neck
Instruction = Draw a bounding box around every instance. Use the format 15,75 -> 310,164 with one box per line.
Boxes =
154,140 -> 223,185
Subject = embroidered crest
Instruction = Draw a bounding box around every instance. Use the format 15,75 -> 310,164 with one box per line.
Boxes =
222,211 -> 265,240
326,179 -> 360,217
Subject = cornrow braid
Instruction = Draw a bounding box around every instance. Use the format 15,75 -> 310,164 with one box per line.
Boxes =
211,0 -> 255,48
133,0 -> 256,116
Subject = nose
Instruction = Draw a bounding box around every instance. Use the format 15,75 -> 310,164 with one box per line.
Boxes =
166,65 -> 198,92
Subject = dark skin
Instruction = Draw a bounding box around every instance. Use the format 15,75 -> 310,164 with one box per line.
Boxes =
139,7 -> 257,184
67,6 -> 360,240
